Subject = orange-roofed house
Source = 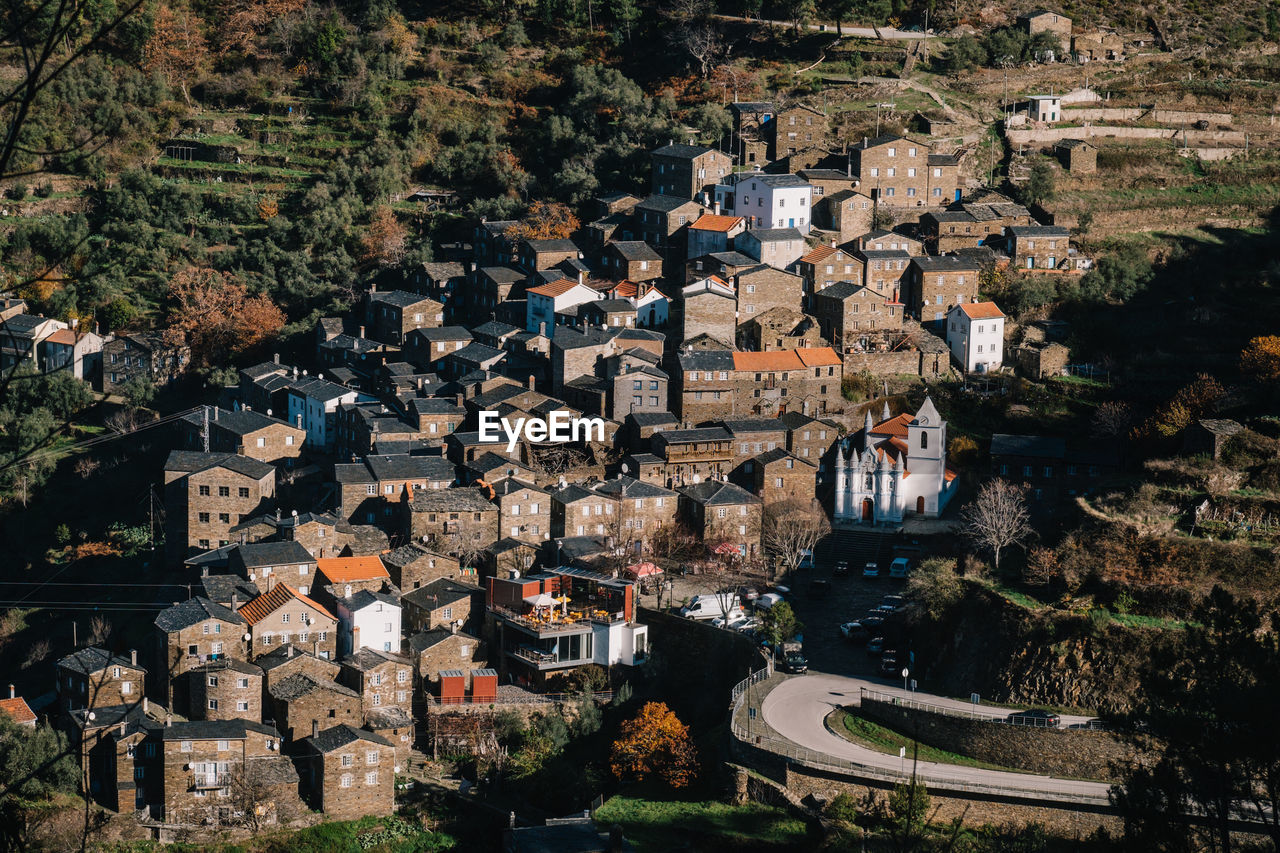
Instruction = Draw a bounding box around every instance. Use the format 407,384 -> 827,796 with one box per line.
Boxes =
834,397 -> 957,525
316,556 -> 392,598
678,346 -> 844,423
946,301 -> 1006,374
525,278 -> 600,333
0,687 -> 36,727
40,325 -> 105,381
239,583 -> 339,661
687,214 -> 747,259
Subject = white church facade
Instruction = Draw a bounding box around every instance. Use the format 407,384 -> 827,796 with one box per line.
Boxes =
834,397 -> 958,525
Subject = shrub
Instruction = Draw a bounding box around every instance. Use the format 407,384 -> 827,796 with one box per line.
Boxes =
827,791 -> 859,824
5,183 -> 27,200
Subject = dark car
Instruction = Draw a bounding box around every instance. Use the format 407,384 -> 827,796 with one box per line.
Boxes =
809,579 -> 832,597
879,652 -> 901,676
860,615 -> 886,631
833,560 -> 850,577
782,651 -> 809,674
1008,709 -> 1061,728
881,595 -> 907,610
866,636 -> 884,655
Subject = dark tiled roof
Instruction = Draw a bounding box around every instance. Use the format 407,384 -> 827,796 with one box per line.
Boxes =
409,486 -> 496,513
676,350 -> 736,371
159,718 -> 281,741
589,476 -> 677,499
181,408 -> 300,437
910,255 -> 981,272
657,427 -> 733,444
741,227 -> 804,242
270,673 -> 359,702
199,574 -> 260,605
989,434 -> 1067,459
679,480 -> 762,506
402,578 -> 479,610
233,540 -> 314,569
340,647 -> 411,672
610,241 -> 662,261
652,142 -> 715,159
408,628 -> 476,655
155,597 -> 246,632
635,194 -> 701,213
723,418 -> 787,434
57,647 -> 142,675
163,451 -> 274,481
370,290 -> 436,308
306,723 -> 392,753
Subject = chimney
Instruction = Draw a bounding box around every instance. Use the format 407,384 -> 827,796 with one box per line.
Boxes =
6,684 -> 12,699
201,566 -> 209,578
213,407 -> 219,421
830,239 -> 836,248
713,200 -> 721,215
451,622 -> 458,635
143,697 -> 148,715
295,414 -> 303,428
130,649 -> 137,666
455,393 -> 464,407
509,812 -> 516,829
312,720 -> 319,739
358,326 -> 366,339
165,714 -> 172,727
578,269 -> 585,286
353,626 -> 361,649
273,352 -> 280,364
231,593 -> 238,612
527,374 -> 536,391
539,322 -> 547,337
312,640 -> 319,658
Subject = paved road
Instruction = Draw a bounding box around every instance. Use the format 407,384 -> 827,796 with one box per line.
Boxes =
717,14 -> 932,41
760,673 -> 1113,802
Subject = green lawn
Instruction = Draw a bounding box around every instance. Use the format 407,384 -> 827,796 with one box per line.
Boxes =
830,710 -> 1027,774
594,796 -> 811,853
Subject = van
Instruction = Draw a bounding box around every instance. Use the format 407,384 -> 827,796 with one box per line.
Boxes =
889,557 -> 910,578
680,594 -> 744,622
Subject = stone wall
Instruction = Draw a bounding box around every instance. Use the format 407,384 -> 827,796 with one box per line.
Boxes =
842,348 -> 950,379
640,608 -> 763,726
1006,125 -> 1246,147
857,697 -> 1135,780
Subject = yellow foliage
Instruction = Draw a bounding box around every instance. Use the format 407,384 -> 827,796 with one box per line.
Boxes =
610,701 -> 697,788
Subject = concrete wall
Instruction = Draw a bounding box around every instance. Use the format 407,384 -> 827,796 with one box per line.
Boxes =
1062,107 -> 1232,124
857,697 -> 1136,781
1006,125 -> 1246,146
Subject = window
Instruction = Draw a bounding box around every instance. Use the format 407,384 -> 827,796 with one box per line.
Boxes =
887,147 -> 896,157
908,147 -> 917,157
341,753 -> 353,767
907,168 -> 916,177
218,486 -> 230,497
870,167 -> 879,177
199,512 -> 210,523
237,677 -> 248,689
208,698 -> 219,710
920,433 -> 928,449
366,771 -> 378,786
367,750 -> 379,765
208,675 -> 219,687
181,740 -> 192,752
365,484 -> 376,495
281,613 -> 290,623
1023,465 -> 1033,477
198,485 -> 210,496
887,168 -> 896,177
340,774 -> 352,788
717,508 -> 727,518
218,512 -> 230,524
217,740 -> 229,751
122,681 -> 132,694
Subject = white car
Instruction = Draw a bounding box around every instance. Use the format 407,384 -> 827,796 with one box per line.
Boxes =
889,557 -> 910,578
863,562 -> 880,579
754,592 -> 784,611
712,614 -> 751,630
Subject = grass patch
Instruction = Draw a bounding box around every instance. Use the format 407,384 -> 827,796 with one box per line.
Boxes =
594,795 -> 811,853
990,584 -> 1051,611
830,710 -> 1029,773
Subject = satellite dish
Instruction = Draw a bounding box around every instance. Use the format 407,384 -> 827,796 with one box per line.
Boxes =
292,510 -> 298,517
692,474 -> 702,484
243,633 -> 251,642
621,463 -> 630,474
87,712 -> 96,721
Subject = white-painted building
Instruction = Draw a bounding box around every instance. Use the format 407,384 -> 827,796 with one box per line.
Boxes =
946,302 -> 1006,373
634,284 -> 669,328
285,378 -> 364,452
1027,95 -> 1062,123
834,397 -> 957,525
714,172 -> 814,234
525,278 -> 600,332
336,589 -> 402,656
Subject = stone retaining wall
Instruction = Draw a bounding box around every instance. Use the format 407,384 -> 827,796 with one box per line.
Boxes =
857,697 -> 1136,780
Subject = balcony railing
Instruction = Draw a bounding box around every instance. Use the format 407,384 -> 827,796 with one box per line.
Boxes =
190,774 -> 230,790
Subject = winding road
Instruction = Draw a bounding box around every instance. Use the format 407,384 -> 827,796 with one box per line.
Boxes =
759,673 -> 1114,803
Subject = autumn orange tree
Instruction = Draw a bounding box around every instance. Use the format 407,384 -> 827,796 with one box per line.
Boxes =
217,0 -> 306,59
164,266 -> 285,366
610,701 -> 697,788
142,4 -> 209,105
1141,373 -> 1225,439
504,201 -> 580,241
1241,335 -> 1280,384
360,206 -> 409,268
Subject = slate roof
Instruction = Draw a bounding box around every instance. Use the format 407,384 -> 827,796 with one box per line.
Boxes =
742,173 -> 809,188
589,476 -> 678,499
158,718 -> 281,741
369,290 -> 436,308
155,596 -> 246,633
57,647 -> 142,675
911,255 -> 981,272
989,434 -> 1067,459
724,418 -> 788,434
233,540 -> 314,569
408,628 -> 478,655
610,240 -> 663,261
628,411 -> 678,427
270,673 -> 359,702
676,350 -> 736,371
679,480 -> 762,505
254,644 -> 337,673
180,408 -> 299,437
742,227 -> 804,243
409,487 -> 496,513
305,723 -> 392,753
340,647 -> 411,672
635,194 -> 701,213
409,326 -> 473,342
756,447 -> 815,468
199,574 -> 260,605
402,578 -> 479,610
163,451 -> 275,481
652,142 -> 715,159
657,426 -> 733,444
336,589 -> 401,615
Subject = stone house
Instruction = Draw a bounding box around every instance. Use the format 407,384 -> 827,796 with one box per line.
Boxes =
847,135 -> 959,206
857,249 -> 911,300
408,628 -> 485,687
380,544 -> 464,591
797,244 -> 864,306
154,597 -> 249,712
158,719 -> 291,825
1008,225 -> 1072,270
678,480 -> 763,556
741,307 -> 825,352
56,648 -> 145,713
229,540 -> 318,595
751,448 -> 818,505
163,450 -> 277,561
735,265 -> 805,324
1072,30 -> 1124,62
238,584 -> 338,661
404,326 -> 472,372
587,475 -> 680,546
1018,9 -> 1072,39
578,299 -> 638,330
729,101 -> 774,165
186,659 -> 264,722
474,220 -> 519,268
1056,138 -> 1097,173
337,649 -> 415,721
605,241 -> 664,283
853,230 -> 925,255
678,348 -> 844,424
680,278 -> 738,347
686,214 -> 746,260
819,189 -> 876,241
517,239 -> 582,275
175,407 -> 306,466
366,290 -> 445,346
631,195 -> 707,256
779,411 -> 841,477
302,724 -> 396,819
770,104 -> 828,159
736,228 -> 806,268
100,331 -> 189,396
906,255 -> 982,322
402,578 -> 480,634
811,281 -> 904,351
489,478 -> 551,545
653,427 -> 735,488
269,675 -> 362,745
408,487 -> 500,554
650,143 -> 731,200
315,556 -> 392,604
255,644 -> 341,693
1183,419 -> 1244,461
333,453 -> 456,528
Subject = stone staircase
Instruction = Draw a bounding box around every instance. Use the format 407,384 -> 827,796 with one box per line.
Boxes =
814,528 -> 891,571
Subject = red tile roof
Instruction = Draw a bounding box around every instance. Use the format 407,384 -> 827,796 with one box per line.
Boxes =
527,279 -> 584,298
957,302 -> 1006,320
732,347 -> 841,372
613,280 -> 639,299
799,245 -> 837,265
0,696 -> 35,726
794,347 -> 842,367
690,214 -> 745,232
239,583 -> 335,626
871,413 -> 913,438
45,329 -> 79,346
316,556 -> 390,585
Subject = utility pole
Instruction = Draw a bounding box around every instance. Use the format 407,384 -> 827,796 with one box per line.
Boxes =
201,405 -> 210,452
18,475 -> 27,508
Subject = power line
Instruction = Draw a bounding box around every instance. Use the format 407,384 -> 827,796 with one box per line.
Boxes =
0,581 -> 191,588
2,405 -> 203,471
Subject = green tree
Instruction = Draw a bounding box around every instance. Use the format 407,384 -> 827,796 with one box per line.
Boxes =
1020,160 -> 1055,208
0,717 -> 79,850
1080,245 -> 1152,302
761,601 -> 801,647
571,690 -> 603,738
1113,586 -> 1280,852
120,375 -> 155,410
983,27 -> 1028,67
944,35 -> 984,71
905,557 -> 963,621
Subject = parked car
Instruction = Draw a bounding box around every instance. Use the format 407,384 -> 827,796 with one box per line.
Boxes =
754,592 -> 784,611
712,614 -> 751,630
863,562 -> 880,578
860,615 -> 886,631
781,650 -> 809,674
729,585 -> 759,602
866,636 -> 884,655
681,594 -> 744,621
882,595 -> 907,609
879,652 -> 901,676
735,617 -> 761,633
1008,709 -> 1061,728
809,579 -> 832,597
833,560 -> 849,577
839,621 -> 864,640
889,557 -> 910,578
772,585 -> 791,596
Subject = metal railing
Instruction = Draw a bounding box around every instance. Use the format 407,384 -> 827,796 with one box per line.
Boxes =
859,688 -> 1109,731
424,689 -> 613,707
727,673 -> 1113,807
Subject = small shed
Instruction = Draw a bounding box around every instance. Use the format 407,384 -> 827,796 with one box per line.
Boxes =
1183,419 -> 1243,460
1056,138 -> 1097,173
470,668 -> 498,703
439,669 -> 466,705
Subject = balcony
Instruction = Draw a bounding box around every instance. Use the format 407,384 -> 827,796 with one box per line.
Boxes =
508,645 -> 595,672
190,774 -> 230,790
491,605 -> 601,638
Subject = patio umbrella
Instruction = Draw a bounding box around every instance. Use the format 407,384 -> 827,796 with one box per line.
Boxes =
523,592 -> 555,608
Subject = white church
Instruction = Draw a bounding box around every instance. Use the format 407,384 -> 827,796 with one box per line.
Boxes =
834,397 -> 958,525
